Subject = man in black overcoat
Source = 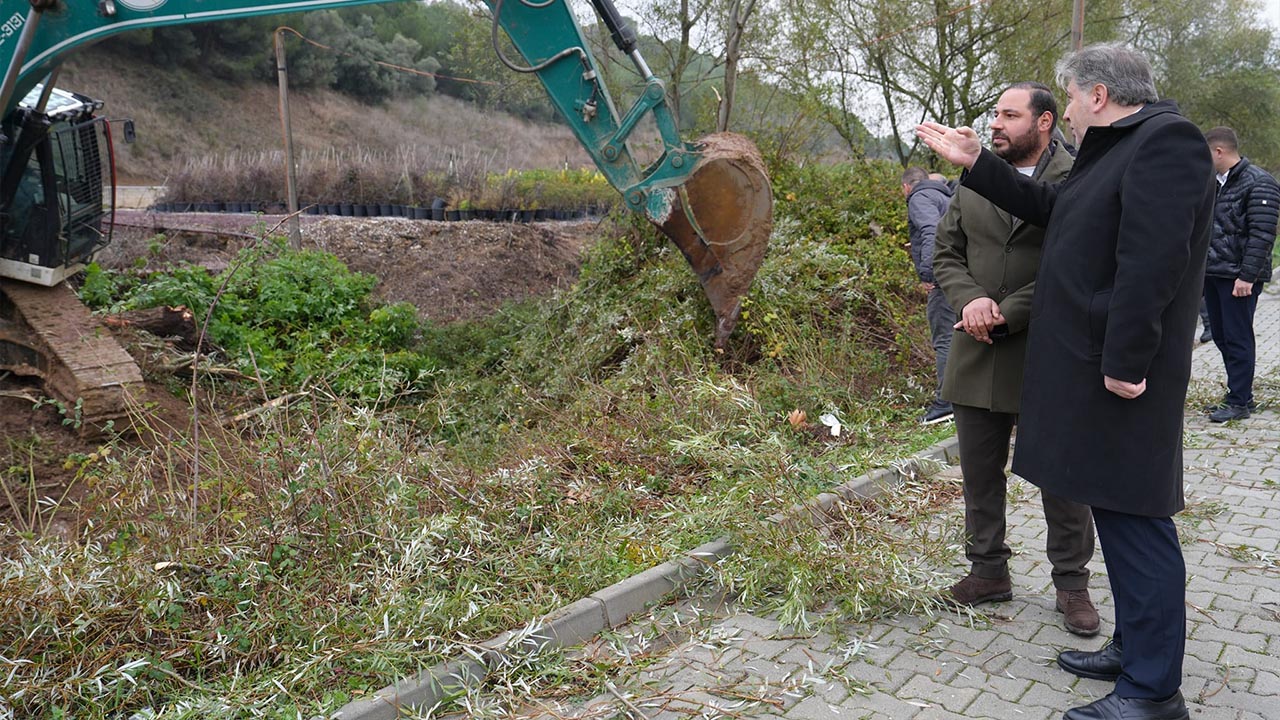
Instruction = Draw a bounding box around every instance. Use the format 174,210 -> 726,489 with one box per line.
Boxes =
916,43 -> 1215,720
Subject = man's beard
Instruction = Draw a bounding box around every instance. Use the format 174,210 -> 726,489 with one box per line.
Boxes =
993,127 -> 1040,165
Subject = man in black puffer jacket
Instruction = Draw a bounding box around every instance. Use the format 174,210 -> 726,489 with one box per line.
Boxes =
1202,127 -> 1280,422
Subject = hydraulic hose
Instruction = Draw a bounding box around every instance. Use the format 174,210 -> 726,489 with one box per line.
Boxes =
588,0 -> 638,55
489,0 -> 587,74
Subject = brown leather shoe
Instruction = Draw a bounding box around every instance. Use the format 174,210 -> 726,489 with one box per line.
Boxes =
948,573 -> 1013,606
1056,588 -> 1101,637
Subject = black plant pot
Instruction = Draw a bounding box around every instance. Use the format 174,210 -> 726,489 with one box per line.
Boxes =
413,207 -> 430,220
431,208 -> 445,221
445,209 -> 461,221
339,204 -> 354,216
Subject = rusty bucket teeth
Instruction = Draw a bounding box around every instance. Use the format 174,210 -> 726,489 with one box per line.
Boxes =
653,132 -> 773,348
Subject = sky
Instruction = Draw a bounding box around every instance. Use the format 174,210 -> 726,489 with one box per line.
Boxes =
1263,0 -> 1280,28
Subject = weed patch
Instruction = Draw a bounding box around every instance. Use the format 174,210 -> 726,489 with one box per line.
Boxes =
1,160 -> 955,718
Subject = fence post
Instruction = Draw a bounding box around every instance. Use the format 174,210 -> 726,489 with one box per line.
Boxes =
275,28 -> 302,249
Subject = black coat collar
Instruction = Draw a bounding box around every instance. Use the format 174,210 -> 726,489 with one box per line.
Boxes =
1111,99 -> 1181,128
1077,100 -> 1183,157
1224,157 -> 1252,185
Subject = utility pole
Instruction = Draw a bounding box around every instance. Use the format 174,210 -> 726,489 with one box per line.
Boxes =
1071,0 -> 1086,51
275,28 -> 302,249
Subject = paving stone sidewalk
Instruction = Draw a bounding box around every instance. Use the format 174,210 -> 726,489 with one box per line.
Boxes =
512,289 -> 1280,720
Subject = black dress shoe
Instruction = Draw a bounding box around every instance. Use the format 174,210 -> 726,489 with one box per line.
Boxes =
1209,404 -> 1251,423
1064,690 -> 1189,719
1057,642 -> 1122,681
1203,398 -> 1256,413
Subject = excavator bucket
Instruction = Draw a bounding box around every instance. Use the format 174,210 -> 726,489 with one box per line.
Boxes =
652,133 -> 773,348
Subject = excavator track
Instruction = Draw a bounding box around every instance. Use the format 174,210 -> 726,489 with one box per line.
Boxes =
0,280 -> 142,434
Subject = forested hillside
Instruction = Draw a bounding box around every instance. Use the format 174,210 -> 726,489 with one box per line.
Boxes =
59,44 -> 594,184
57,0 -> 857,184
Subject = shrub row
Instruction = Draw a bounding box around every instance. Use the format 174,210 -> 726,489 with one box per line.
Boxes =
160,148 -> 620,213
148,201 -> 611,221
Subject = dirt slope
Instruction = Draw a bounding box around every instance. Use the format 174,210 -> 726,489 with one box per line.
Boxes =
100,211 -> 599,322
1,215 -> 597,529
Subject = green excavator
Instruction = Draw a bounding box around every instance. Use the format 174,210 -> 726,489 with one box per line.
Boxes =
0,0 -> 773,430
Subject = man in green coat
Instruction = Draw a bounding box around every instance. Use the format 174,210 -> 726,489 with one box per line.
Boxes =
933,81 -> 1099,636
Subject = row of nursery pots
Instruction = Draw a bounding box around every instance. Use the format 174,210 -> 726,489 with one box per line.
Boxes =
150,201 -> 610,221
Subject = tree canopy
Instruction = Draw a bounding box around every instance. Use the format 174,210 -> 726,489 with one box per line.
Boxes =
98,0 -> 1280,169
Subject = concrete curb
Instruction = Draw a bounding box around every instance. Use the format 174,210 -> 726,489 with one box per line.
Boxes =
333,433 -> 960,719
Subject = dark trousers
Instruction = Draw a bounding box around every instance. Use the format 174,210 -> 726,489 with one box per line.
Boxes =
926,286 -> 955,406
1203,276 -> 1263,406
1092,507 -> 1185,699
954,404 -> 1094,589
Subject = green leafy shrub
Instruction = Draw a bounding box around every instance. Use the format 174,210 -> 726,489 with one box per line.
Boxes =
82,238 -> 432,399
493,167 -> 617,210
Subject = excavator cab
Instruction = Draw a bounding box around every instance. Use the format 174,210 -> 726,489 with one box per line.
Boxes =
0,82 -> 134,433
1,83 -> 113,286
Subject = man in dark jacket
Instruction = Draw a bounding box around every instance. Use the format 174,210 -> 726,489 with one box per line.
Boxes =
901,167 -> 955,424
933,81 -> 1099,638
1201,126 -> 1279,422
917,43 -> 1214,720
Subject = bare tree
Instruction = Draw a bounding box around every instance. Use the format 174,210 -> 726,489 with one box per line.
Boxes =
772,0 -> 1071,165
716,0 -> 765,131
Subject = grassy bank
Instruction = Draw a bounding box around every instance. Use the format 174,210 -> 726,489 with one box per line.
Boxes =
0,161 -> 963,718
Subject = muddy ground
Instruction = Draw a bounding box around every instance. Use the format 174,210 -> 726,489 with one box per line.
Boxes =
0,212 -> 598,529
98,210 -> 601,322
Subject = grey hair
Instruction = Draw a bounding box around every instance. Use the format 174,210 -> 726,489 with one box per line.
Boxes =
1054,42 -> 1158,106
901,166 -> 930,186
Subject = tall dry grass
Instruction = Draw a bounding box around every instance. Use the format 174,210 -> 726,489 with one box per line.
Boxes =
60,46 -> 594,185
161,146 -> 620,210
